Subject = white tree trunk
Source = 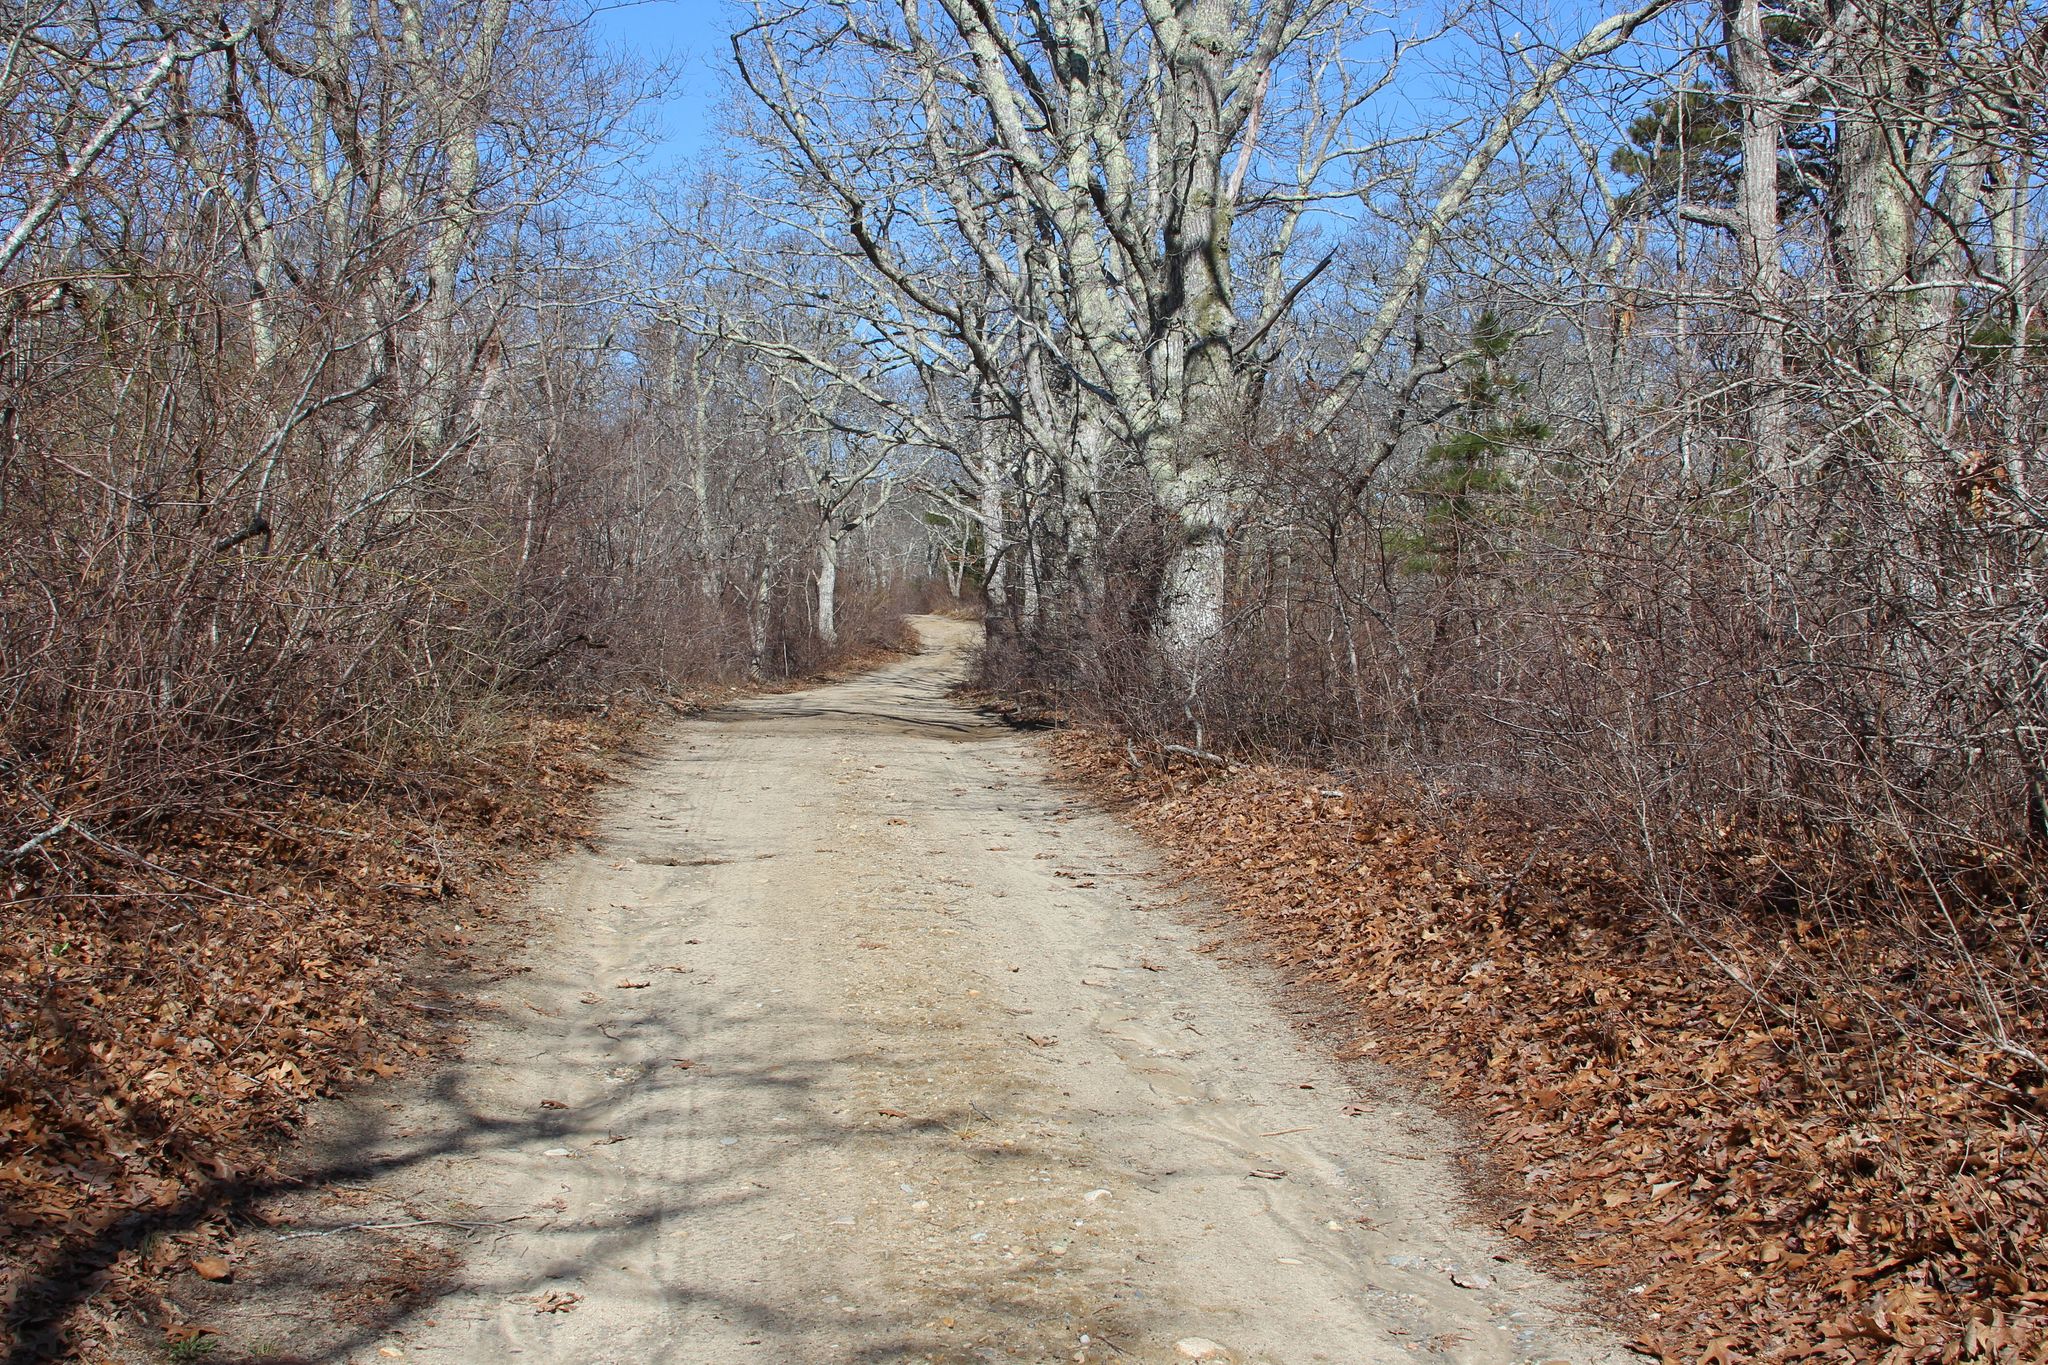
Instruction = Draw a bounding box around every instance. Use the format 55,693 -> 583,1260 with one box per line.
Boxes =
1831,6 -> 1915,386
749,527 -> 778,680
978,454 -> 1008,618
400,0 -> 511,460
1156,502 -> 1229,667
1062,407 -> 1109,616
816,522 -> 842,647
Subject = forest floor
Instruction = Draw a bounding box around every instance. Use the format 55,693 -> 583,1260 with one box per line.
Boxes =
125,617 -> 1629,1365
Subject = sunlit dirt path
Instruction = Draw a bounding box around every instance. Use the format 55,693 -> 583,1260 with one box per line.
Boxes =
186,618 -> 1628,1365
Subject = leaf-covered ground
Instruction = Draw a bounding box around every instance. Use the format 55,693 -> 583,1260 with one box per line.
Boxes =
0,711 -> 630,1360
1049,733 -> 2046,1365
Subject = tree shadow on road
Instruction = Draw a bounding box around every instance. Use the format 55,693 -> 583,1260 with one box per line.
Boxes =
21,991 -> 1101,1365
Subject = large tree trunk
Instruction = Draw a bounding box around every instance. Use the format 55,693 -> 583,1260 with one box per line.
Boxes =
977,451 -> 1009,632
1154,480 -> 1230,667
1830,5 -> 1916,390
1143,0 -> 1246,674
970,378 -> 1014,638
400,0 -> 512,463
749,527 -> 778,681
816,521 -> 841,648
1830,1 -> 2003,457
679,336 -> 722,600
1060,408 -> 1109,619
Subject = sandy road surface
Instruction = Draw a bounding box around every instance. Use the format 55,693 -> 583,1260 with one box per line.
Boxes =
197,618 -> 1627,1365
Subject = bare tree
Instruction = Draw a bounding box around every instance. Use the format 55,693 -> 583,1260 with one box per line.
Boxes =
733,0 -> 1675,679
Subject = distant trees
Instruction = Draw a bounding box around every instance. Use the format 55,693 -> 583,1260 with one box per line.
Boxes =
0,0 -> 929,851
730,0 -> 1674,685
706,0 -> 2047,1045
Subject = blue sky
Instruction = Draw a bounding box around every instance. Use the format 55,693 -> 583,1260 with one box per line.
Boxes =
590,1 -> 739,165
585,1 -> 1664,176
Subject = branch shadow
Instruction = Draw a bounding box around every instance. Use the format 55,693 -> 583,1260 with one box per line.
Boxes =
23,983 -> 1102,1365
8,622 -> 1097,1364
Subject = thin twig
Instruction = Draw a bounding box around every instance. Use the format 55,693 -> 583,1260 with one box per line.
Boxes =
4,819 -> 70,861
67,821 -> 253,902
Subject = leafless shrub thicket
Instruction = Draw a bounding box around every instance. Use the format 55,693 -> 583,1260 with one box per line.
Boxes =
0,3 -> 935,872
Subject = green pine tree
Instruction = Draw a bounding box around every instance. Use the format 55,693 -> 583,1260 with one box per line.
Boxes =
1401,310 -> 1551,575
1608,10 -> 1832,225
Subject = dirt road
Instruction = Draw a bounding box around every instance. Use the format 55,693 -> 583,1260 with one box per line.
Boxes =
201,618 -> 1627,1365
